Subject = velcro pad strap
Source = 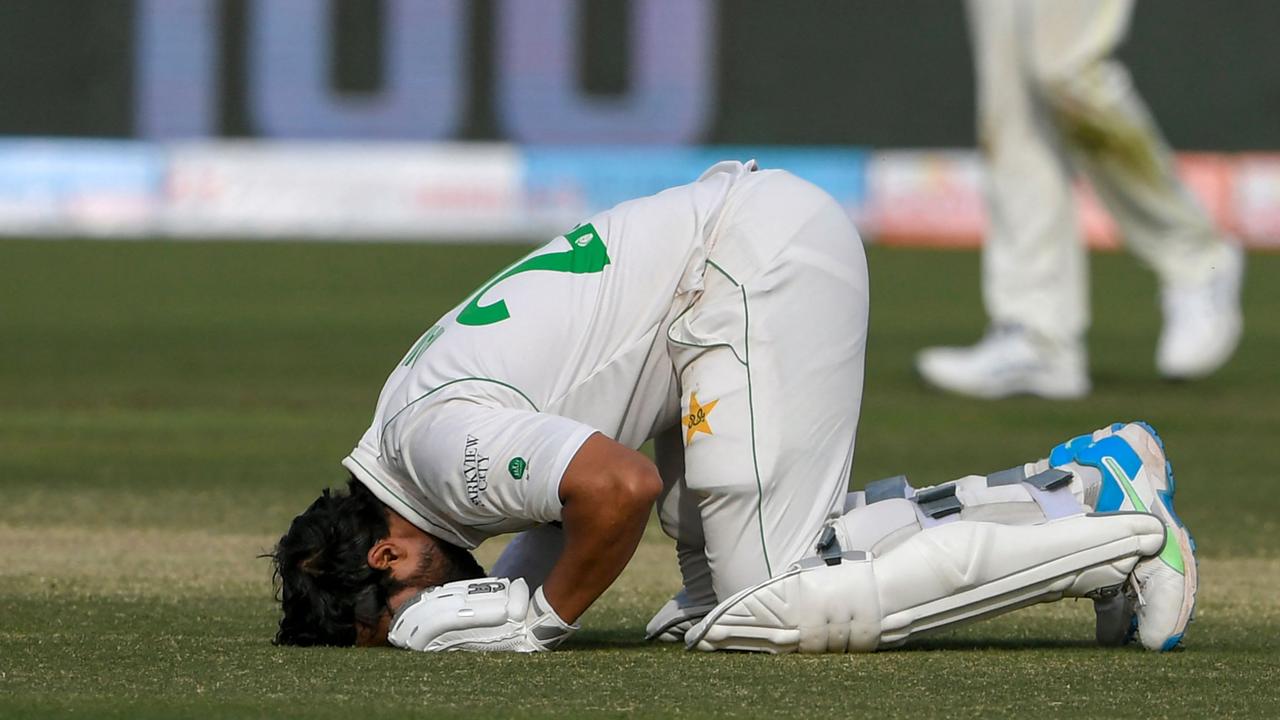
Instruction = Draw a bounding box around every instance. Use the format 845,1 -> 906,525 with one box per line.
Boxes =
865,475 -> 911,504
1027,468 -> 1073,491
986,465 -> 1027,487
815,525 -> 843,566
914,483 -> 963,519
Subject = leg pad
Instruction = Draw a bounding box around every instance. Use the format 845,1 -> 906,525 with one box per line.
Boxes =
687,512 -> 1166,653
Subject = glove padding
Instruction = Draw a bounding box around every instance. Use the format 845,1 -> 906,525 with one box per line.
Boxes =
644,589 -> 716,642
388,577 -> 577,653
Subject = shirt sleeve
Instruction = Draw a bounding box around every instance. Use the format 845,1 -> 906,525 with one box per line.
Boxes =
400,401 -> 598,527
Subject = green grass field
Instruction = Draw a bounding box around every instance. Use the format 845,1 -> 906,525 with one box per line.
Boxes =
2,239 -> 1278,719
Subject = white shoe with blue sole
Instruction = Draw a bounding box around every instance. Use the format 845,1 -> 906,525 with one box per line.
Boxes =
1051,421 -> 1198,651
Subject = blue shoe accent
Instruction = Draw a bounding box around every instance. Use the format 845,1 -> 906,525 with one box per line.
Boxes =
1073,436 -> 1145,513
1058,422 -> 1185,522
1161,632 -> 1184,652
1049,432 -> 1094,468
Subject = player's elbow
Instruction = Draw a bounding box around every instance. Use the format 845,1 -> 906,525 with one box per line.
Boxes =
560,435 -> 662,523
604,455 -> 663,517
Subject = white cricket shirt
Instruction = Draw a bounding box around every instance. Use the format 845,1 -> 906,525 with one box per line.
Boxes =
344,161 -> 757,547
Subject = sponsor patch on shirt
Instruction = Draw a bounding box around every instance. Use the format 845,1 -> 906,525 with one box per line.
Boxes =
463,434 -> 490,506
508,456 -> 527,480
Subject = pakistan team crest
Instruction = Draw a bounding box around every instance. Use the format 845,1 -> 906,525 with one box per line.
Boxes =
684,392 -> 718,444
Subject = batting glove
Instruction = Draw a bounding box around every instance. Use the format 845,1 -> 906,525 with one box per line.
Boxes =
388,577 -> 577,652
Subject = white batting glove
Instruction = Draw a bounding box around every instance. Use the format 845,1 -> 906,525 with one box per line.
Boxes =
644,589 -> 716,642
387,577 -> 577,653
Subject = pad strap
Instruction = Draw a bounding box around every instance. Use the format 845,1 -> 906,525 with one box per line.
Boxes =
864,475 -> 911,504
986,465 -> 1080,520
915,483 -> 963,520
827,466 -> 1089,558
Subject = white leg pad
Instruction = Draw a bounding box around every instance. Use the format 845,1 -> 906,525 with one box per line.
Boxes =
687,512 -> 1166,653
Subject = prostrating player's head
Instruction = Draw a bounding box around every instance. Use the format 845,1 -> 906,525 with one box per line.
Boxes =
268,477 -> 483,646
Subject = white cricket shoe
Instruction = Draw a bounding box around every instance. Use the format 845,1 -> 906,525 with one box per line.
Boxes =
1157,244 -> 1244,380
1060,421 -> 1197,651
915,326 -> 1090,399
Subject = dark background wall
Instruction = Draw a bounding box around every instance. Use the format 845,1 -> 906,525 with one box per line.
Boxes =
1,0 -> 1276,149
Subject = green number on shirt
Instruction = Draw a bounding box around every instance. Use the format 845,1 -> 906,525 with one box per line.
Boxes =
457,223 -> 611,327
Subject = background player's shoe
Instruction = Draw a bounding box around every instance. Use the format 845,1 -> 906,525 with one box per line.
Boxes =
915,325 -> 1089,399
1054,421 -> 1197,651
1157,244 -> 1244,380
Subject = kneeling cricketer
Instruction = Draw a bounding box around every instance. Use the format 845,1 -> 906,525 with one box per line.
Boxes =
270,161 -> 1197,654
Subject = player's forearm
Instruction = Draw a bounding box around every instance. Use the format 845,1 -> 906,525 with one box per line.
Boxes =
542,464 -> 661,623
490,524 -> 565,588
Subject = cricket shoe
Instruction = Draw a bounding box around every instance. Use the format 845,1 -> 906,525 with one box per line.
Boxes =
1052,421 -> 1197,651
915,325 -> 1090,400
1157,243 -> 1244,380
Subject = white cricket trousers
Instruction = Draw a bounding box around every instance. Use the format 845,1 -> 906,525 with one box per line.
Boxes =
656,169 -> 869,604
967,0 -> 1232,345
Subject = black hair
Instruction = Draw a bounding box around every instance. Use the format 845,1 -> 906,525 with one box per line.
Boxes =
268,477 -> 486,647
268,477 -> 399,647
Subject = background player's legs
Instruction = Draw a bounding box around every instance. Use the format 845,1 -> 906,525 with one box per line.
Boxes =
916,0 -> 1089,400
1028,0 -> 1244,379
972,0 -> 1088,346
1029,0 -> 1225,288
670,171 -> 868,601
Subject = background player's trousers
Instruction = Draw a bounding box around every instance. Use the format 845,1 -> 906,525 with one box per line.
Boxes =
658,169 -> 869,603
967,0 -> 1231,345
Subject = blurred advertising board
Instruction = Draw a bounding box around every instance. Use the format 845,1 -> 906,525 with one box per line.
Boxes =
863,152 -> 985,247
522,147 -> 867,233
0,140 -> 164,236
1234,155 -> 1280,247
867,151 -> 1242,249
162,143 -> 523,240
0,141 -> 866,241
0,140 -> 1274,247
